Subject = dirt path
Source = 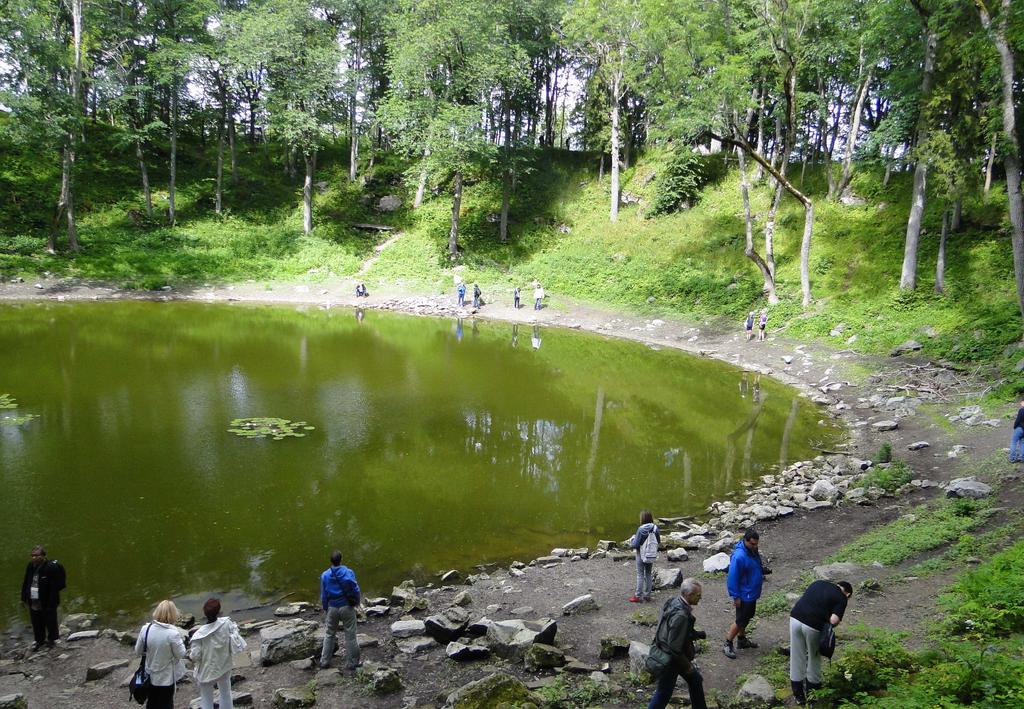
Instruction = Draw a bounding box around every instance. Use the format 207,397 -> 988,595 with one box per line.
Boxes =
357,231 -> 403,276
0,277 -> 1019,708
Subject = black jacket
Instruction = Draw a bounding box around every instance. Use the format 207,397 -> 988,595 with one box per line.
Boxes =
21,559 -> 66,609
646,596 -> 697,676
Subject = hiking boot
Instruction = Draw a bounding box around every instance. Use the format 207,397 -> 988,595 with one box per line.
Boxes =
738,636 -> 759,649
629,595 -> 641,603
791,680 -> 807,705
30,642 -> 41,653
723,640 -> 736,659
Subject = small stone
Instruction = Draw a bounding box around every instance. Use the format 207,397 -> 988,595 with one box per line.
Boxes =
446,641 -> 491,661
0,695 -> 27,709
907,441 -> 930,451
357,664 -> 403,694
945,477 -> 993,500
702,552 -> 731,573
390,619 -> 426,638
272,685 -> 315,708
738,674 -> 775,703
289,658 -> 314,671
890,340 -> 923,356
524,643 -> 566,672
872,420 -> 899,431
666,548 -> 689,562
599,636 -> 630,660
452,591 -> 472,607
67,630 -> 100,641
396,636 -> 435,654
86,659 -> 130,681
561,594 -> 598,616
628,641 -> 650,675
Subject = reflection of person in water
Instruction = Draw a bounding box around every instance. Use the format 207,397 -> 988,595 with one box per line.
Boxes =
531,325 -> 541,350
752,374 -> 761,404
512,323 -> 519,348
456,318 -> 464,342
740,372 -> 749,399
471,319 -> 479,338
355,308 -> 364,323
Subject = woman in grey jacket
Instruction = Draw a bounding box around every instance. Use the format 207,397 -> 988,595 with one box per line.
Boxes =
134,600 -> 187,709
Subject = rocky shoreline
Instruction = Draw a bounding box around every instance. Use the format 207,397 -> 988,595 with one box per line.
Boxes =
0,280 -> 1010,708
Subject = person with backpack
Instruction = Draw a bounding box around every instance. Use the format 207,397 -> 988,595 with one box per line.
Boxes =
319,549 -> 362,670
189,598 -> 246,709
758,308 -> 768,341
133,600 -> 187,709
472,283 -> 482,308
744,311 -> 755,341
789,580 -> 853,705
645,578 -> 708,709
20,545 -> 66,651
629,510 -> 661,602
723,527 -> 768,659
513,286 -> 521,309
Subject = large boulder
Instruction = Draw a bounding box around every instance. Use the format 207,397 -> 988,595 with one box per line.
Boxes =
652,567 -> 683,590
485,618 -> 557,660
809,479 -> 837,501
736,674 -> 775,705
945,477 -> 993,500
259,620 -> 320,666
424,606 -> 470,643
599,635 -> 630,660
628,641 -> 650,675
524,643 -> 566,672
0,695 -> 27,709
446,640 -> 491,661
562,594 -> 598,615
357,663 -> 403,694
390,619 -> 426,638
444,672 -> 537,708
813,562 -> 864,581
376,195 -> 402,212
891,340 -> 922,357
64,613 -> 99,632
86,658 -> 130,681
390,580 -> 427,611
703,552 -> 731,573
396,636 -> 435,654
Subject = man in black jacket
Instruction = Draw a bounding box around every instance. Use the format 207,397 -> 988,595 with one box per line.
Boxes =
645,578 -> 707,709
20,545 -> 66,650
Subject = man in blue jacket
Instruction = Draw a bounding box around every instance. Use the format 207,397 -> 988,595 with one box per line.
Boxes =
723,528 -> 766,659
319,550 -> 362,670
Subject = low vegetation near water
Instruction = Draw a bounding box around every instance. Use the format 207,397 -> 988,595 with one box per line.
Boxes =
3,128 -> 1022,392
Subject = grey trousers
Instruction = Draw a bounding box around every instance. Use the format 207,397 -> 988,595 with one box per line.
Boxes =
321,605 -> 360,669
635,556 -> 654,598
789,617 -> 823,684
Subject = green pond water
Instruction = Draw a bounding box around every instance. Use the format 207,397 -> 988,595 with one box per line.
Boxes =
0,301 -> 837,628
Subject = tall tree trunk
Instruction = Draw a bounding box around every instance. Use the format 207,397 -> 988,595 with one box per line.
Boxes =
215,87 -> 225,214
754,88 -> 765,181
984,131 -> 997,193
609,72 -> 621,223
228,99 -> 238,186
499,167 -> 511,243
136,140 -> 153,218
598,154 -> 604,181
349,13 -> 362,182
764,182 -> 783,279
977,0 -> 1024,322
303,150 -> 315,234
63,0 -> 83,251
899,26 -> 938,291
737,148 -> 778,302
448,171 -> 463,257
883,145 -> 893,186
952,199 -> 962,231
834,66 -> 873,200
168,83 -> 178,226
414,149 -> 429,208
935,208 -> 948,294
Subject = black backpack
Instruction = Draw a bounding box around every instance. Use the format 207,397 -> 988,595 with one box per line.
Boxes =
819,623 -> 837,659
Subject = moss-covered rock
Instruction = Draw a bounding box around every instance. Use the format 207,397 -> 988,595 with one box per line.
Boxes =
445,672 -> 539,708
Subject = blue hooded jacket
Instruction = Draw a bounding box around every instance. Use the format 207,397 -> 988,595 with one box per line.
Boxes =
320,565 -> 361,610
726,539 -> 764,602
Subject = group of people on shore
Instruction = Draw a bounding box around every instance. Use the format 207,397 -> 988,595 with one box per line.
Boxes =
455,279 -> 546,311
744,308 -> 769,341
631,514 -> 853,708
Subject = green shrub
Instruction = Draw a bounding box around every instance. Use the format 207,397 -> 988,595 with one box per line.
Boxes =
818,627 -> 918,703
646,148 -> 711,217
858,460 -> 912,492
876,442 -> 892,464
943,540 -> 1024,636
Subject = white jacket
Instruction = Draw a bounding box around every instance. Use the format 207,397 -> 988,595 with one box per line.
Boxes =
188,617 -> 246,684
134,621 -> 186,687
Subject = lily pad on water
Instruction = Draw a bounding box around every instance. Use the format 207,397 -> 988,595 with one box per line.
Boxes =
0,394 -> 17,410
228,417 -> 314,440
1,413 -> 39,426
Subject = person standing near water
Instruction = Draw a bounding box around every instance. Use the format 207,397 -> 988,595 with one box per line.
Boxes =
630,510 -> 660,602
645,578 -> 708,709
1009,400 -> 1024,462
21,545 -> 65,651
472,283 -> 482,308
533,282 -> 545,310
723,528 -> 767,658
456,282 -> 466,307
134,600 -> 187,709
513,286 -> 521,309
189,598 -> 246,709
319,550 -> 361,670
744,311 -> 755,341
758,308 -> 768,341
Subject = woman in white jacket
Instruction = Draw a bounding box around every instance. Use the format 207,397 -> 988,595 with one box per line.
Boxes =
134,600 -> 187,709
189,598 -> 246,709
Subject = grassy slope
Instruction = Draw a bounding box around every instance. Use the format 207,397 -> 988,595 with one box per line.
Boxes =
2,124 -> 1021,384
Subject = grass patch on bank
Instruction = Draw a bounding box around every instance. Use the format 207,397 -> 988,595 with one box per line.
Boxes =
857,460 -> 914,493
534,676 -> 614,708
827,498 -> 993,567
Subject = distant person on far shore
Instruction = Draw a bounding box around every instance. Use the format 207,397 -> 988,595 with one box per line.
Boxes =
744,311 -> 755,341
629,510 -> 661,602
456,282 -> 466,307
758,308 -> 768,341
319,549 -> 361,671
534,282 -> 545,310
513,286 -> 521,309
789,580 -> 853,705
189,598 -> 246,709
21,545 -> 65,651
355,282 -> 368,298
1009,400 -> 1024,462
134,600 -> 187,709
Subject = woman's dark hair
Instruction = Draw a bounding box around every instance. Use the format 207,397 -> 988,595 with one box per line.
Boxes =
640,510 -> 654,524
203,598 -> 221,623
837,581 -> 853,596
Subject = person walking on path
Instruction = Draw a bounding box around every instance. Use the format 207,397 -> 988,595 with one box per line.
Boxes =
630,510 -> 661,602
319,550 -> 361,670
20,545 -> 65,651
134,600 -> 187,709
723,528 -> 767,658
645,578 -> 708,709
744,311 -> 755,341
472,283 -> 482,308
533,282 -> 545,310
789,580 -> 853,704
513,286 -> 521,309
1009,400 -> 1024,462
757,308 -> 768,341
189,598 -> 246,709
456,282 -> 466,307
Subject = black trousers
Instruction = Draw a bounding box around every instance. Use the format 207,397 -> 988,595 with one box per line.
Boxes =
146,684 -> 175,709
29,607 -> 59,644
